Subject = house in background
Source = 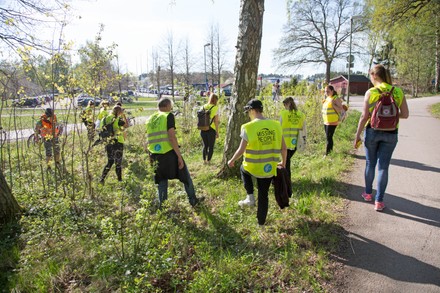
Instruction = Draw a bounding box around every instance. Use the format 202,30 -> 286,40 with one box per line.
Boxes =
330,74 -> 371,97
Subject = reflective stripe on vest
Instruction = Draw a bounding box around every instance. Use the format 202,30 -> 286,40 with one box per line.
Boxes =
242,119 -> 282,178
280,109 -> 304,149
322,97 -> 339,124
146,112 -> 172,154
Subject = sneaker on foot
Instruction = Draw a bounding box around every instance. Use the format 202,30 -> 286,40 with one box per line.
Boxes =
374,201 -> 385,211
361,192 -> 373,202
238,198 -> 255,207
192,196 -> 205,207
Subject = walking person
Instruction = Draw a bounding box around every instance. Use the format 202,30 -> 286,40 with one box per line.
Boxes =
228,99 -> 287,226
322,85 -> 343,156
99,105 -> 126,184
272,79 -> 281,102
146,98 -> 203,207
200,93 -> 219,164
279,97 -> 306,179
34,108 -> 61,169
354,64 -> 409,211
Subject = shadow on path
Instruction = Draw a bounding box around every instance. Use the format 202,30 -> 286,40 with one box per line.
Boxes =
337,231 -> 440,286
352,154 -> 440,173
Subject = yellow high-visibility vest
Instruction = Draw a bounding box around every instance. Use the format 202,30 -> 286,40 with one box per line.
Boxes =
280,109 -> 305,149
146,112 -> 172,154
322,96 -> 339,124
242,119 -> 282,178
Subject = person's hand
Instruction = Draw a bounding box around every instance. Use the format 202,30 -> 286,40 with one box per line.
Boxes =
354,137 -> 361,149
177,156 -> 184,169
277,161 -> 285,168
227,159 -> 234,168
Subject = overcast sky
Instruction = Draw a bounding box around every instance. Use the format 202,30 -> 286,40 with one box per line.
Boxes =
57,0 -> 301,76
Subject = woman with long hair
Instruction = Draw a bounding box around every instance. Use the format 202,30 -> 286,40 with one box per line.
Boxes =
322,85 -> 343,156
200,93 -> 219,164
354,64 -> 409,211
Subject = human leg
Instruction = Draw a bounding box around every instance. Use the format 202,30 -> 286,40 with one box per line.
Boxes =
113,142 -> 124,181
256,177 -> 273,225
100,143 -> 115,182
239,165 -> 255,206
201,131 -> 209,161
324,125 -> 337,155
375,132 -> 398,202
364,128 -> 379,195
206,128 -> 216,161
157,179 -> 168,206
285,148 -> 296,179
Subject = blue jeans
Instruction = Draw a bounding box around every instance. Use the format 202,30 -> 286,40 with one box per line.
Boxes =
157,165 -> 197,207
364,127 -> 398,202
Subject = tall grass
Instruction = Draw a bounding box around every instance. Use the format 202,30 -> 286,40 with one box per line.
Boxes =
0,92 -> 361,292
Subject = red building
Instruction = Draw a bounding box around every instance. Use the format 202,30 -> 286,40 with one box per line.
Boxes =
330,74 -> 372,96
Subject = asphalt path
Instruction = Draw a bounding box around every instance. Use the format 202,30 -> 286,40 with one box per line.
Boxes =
338,95 -> 440,292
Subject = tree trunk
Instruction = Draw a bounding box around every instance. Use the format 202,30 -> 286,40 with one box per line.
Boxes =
218,0 -> 265,178
0,169 -> 21,224
325,61 -> 331,84
435,16 -> 440,93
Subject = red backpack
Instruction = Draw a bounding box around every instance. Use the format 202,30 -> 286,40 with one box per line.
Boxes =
370,87 -> 399,131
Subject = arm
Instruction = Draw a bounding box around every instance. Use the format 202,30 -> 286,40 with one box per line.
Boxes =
399,96 -> 409,119
354,91 -> 371,148
280,138 -> 287,168
332,97 -> 344,114
227,139 -> 248,167
168,127 -> 184,169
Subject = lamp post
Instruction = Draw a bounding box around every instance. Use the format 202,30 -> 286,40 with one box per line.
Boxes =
204,43 -> 211,93
347,15 -> 362,105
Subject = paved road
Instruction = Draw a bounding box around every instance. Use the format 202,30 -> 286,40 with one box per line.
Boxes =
339,96 -> 440,292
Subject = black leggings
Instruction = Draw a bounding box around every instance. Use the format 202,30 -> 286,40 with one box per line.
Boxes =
240,165 -> 273,225
324,125 -> 337,155
101,140 -> 124,182
201,128 -> 216,161
285,148 -> 297,179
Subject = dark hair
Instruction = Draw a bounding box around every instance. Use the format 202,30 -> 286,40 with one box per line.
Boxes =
112,105 -> 123,116
158,98 -> 172,109
45,108 -> 53,117
370,64 -> 392,84
282,97 -> 297,111
326,85 -> 337,97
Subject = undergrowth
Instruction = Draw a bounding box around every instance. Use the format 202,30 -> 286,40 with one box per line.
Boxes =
0,96 -> 361,292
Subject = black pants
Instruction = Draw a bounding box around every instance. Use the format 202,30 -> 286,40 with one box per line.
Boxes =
286,148 -> 297,179
201,128 -> 216,161
100,140 -> 124,182
324,125 -> 337,155
240,165 -> 273,225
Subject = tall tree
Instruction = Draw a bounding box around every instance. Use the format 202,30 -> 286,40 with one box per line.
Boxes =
218,0 -> 264,177
275,0 -> 363,83
163,30 -> 178,100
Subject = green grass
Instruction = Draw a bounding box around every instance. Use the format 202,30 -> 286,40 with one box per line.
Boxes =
429,102 -> 440,119
0,99 -> 361,292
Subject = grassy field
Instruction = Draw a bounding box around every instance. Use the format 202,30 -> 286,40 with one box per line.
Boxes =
0,96 -> 360,292
429,102 -> 440,119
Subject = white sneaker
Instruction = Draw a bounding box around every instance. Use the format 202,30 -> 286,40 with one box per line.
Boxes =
238,194 -> 255,207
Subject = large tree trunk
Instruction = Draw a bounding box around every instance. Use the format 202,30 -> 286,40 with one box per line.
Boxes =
0,170 -> 21,224
218,0 -> 265,178
435,15 -> 440,93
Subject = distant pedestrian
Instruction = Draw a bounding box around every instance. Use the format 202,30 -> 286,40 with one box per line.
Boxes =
34,108 -> 61,169
272,79 -> 281,101
200,93 -> 219,164
322,85 -> 343,156
99,105 -> 126,184
354,64 -> 409,211
279,97 -> 306,179
228,99 -> 287,226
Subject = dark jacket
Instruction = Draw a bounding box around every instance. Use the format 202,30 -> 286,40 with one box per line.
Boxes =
272,166 -> 292,209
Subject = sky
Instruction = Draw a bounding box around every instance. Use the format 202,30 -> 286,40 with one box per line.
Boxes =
59,0 -> 306,76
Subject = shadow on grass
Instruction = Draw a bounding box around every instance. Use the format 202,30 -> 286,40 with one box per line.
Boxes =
0,220 -> 21,292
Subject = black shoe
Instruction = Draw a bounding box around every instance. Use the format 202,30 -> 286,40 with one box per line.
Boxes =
192,196 -> 205,207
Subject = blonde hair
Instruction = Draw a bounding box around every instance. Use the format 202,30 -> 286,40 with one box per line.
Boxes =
208,93 -> 218,105
370,64 -> 392,84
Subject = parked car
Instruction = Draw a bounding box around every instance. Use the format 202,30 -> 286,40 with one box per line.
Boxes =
12,97 -> 42,107
77,96 -> 102,107
223,88 -> 232,96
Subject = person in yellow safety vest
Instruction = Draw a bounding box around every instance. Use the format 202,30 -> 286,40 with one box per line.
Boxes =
34,108 -> 61,169
228,99 -> 287,226
81,100 -> 95,141
146,98 -> 204,208
280,97 -> 306,179
99,105 -> 126,184
96,100 -> 110,129
200,93 -> 220,164
322,85 -> 343,156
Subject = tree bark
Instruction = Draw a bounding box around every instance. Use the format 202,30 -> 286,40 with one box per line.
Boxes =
218,0 -> 265,178
0,169 -> 21,224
